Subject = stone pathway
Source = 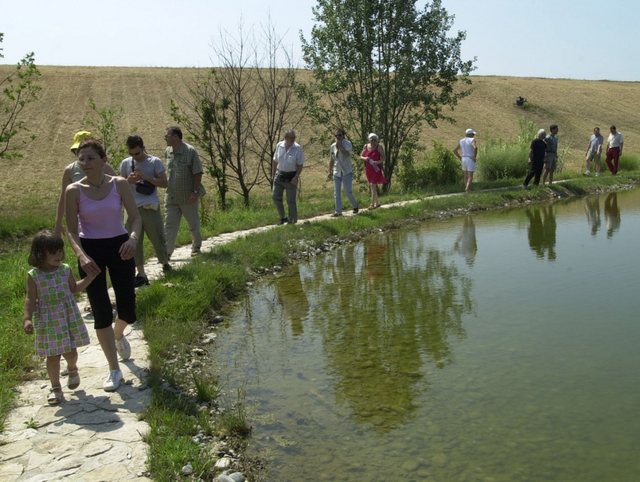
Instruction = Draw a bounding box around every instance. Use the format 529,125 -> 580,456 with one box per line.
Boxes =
1,204 -> 396,481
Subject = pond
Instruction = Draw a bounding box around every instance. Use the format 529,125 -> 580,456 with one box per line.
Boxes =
215,189 -> 640,482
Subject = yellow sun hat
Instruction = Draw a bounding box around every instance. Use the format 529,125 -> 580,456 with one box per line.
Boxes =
70,131 -> 92,151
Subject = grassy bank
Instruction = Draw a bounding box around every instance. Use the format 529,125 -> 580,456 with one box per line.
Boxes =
1,172 -> 639,479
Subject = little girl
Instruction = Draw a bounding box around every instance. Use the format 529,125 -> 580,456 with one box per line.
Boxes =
23,230 -> 95,405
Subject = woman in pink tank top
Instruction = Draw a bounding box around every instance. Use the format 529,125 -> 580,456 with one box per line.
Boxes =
65,139 -> 142,392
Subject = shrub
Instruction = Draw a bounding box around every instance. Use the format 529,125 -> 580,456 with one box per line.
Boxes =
618,153 -> 640,172
478,118 -> 540,181
397,140 -> 462,189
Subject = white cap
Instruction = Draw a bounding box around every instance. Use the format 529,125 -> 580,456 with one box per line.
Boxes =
465,128 -> 476,136
368,133 -> 378,140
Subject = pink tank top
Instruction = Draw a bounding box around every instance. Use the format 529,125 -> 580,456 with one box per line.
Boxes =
77,178 -> 128,239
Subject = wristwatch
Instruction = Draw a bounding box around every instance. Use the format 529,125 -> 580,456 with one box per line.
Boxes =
192,189 -> 198,194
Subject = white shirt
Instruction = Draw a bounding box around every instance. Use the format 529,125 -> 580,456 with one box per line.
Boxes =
273,141 -> 306,172
330,139 -> 354,176
608,132 -> 624,148
459,137 -> 476,159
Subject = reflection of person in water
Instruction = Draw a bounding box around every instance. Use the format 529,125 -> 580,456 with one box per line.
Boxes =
526,205 -> 556,260
604,192 -> 621,239
365,239 -> 387,288
454,216 -> 478,267
274,265 -> 310,336
584,195 -> 601,236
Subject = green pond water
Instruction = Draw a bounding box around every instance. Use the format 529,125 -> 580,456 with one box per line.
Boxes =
216,190 -> 640,481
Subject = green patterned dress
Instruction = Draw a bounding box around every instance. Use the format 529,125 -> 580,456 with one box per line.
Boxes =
28,264 -> 91,357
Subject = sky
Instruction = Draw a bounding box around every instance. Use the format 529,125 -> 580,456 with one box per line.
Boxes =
2,0 -> 639,81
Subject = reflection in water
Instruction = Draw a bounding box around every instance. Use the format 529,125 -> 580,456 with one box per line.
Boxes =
297,233 -> 474,433
454,216 -> 478,267
604,192 -> 621,238
584,194 -> 601,236
364,238 -> 387,288
274,265 -> 309,336
220,190 -> 640,481
526,205 -> 557,260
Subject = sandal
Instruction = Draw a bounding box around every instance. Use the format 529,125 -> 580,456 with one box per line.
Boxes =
48,386 -> 63,405
83,305 -> 92,313
67,368 -> 80,390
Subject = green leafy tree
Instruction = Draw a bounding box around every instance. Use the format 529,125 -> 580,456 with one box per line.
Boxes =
0,33 -> 41,160
298,0 -> 475,190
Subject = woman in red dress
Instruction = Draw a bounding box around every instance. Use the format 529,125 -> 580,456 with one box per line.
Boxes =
360,133 -> 387,208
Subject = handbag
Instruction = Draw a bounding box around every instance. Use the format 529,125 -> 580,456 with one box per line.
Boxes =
131,159 -> 156,195
277,170 -> 297,182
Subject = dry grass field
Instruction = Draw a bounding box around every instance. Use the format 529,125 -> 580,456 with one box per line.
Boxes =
1,65 -> 639,216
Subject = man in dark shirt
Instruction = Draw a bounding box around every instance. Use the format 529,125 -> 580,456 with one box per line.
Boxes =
524,129 -> 547,187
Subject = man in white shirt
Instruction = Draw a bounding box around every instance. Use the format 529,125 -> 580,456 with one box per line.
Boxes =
605,125 -> 624,175
327,128 -> 359,216
272,129 -> 306,224
453,128 -> 478,193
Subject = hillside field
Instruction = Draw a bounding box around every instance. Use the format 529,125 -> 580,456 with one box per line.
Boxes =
1,65 -> 639,216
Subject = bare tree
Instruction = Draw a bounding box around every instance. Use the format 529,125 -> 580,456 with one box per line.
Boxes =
251,20 -> 306,185
170,18 -> 304,208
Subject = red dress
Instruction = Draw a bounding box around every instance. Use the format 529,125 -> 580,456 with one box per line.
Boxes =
363,144 -> 388,184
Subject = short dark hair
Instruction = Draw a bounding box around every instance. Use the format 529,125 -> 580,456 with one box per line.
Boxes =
550,124 -> 558,131
335,128 -> 346,137
77,138 -> 107,159
126,135 -> 145,150
29,230 -> 65,268
167,126 -> 183,139
610,125 -> 616,130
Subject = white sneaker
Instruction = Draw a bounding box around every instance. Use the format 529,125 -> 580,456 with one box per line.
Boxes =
595,172 -> 599,177
115,335 -> 131,361
103,370 -> 123,391
584,170 -> 590,176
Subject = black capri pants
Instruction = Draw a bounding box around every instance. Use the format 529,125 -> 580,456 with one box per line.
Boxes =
79,234 -> 136,330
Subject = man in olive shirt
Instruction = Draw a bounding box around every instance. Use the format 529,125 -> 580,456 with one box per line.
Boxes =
164,126 -> 204,257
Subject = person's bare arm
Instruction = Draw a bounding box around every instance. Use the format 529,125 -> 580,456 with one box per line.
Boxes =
360,146 -> 369,161
136,168 -> 168,188
55,168 -> 73,236
453,143 -> 462,161
117,177 -> 142,260
292,164 -> 303,186
68,269 -> 96,294
471,139 -> 478,160
377,145 -> 386,165
23,274 -> 37,335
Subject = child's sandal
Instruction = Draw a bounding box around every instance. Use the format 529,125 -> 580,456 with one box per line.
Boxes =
48,386 -> 63,405
67,368 -> 80,390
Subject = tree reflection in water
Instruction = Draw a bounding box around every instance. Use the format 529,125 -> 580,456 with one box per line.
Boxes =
526,205 -> 557,260
288,231 -> 474,433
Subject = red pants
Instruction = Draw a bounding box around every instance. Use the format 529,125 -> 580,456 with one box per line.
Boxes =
606,147 -> 620,174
